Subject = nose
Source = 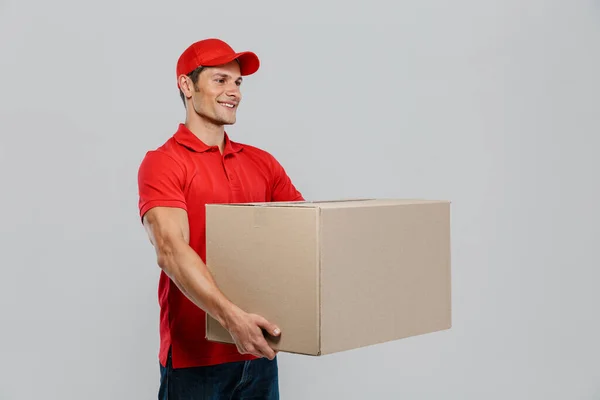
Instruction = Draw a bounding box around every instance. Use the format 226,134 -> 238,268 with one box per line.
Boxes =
225,83 -> 241,100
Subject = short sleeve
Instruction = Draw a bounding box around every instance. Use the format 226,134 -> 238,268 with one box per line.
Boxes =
270,155 -> 304,202
137,150 -> 188,222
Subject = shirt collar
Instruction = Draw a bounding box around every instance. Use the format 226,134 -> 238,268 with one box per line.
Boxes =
173,123 -> 244,155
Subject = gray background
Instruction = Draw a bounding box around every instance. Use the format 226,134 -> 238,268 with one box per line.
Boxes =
1,0 -> 599,399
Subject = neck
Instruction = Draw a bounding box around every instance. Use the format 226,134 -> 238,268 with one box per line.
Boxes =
184,112 -> 226,153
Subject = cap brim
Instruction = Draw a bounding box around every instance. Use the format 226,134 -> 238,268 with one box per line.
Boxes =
203,51 -> 260,76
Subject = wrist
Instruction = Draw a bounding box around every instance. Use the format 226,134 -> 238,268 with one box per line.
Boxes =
215,300 -> 241,331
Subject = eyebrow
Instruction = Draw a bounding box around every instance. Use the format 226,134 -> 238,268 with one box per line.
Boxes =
212,73 -> 243,81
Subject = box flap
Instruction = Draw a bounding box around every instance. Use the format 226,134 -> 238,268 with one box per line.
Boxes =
206,198 -> 372,208
206,198 -> 449,209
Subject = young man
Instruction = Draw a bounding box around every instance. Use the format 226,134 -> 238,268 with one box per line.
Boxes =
137,38 -> 304,399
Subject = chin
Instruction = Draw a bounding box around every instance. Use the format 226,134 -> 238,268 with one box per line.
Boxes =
219,115 -> 237,125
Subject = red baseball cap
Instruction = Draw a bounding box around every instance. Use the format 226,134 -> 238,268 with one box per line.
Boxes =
176,38 -> 260,87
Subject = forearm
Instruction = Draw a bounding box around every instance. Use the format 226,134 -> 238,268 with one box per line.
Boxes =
141,205 -> 280,360
157,241 -> 239,328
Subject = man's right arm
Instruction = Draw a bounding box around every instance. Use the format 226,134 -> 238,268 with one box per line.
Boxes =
137,150 -> 279,360
142,206 -> 280,360
143,206 -> 232,328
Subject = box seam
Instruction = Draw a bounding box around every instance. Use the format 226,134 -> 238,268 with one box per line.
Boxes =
317,207 -> 322,355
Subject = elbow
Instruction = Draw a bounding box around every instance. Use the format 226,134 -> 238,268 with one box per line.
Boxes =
153,233 -> 189,281
156,252 -> 170,272
155,242 -> 177,276
142,210 -> 190,281
155,245 -> 188,296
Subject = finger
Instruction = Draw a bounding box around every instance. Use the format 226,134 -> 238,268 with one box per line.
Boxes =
245,345 -> 256,357
254,315 -> 281,337
249,347 -> 264,359
255,337 -> 276,360
262,347 -> 276,360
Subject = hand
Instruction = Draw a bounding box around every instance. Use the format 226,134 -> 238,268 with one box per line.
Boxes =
224,307 -> 281,360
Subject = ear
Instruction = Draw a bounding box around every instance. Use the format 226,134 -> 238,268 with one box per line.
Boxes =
178,75 -> 194,99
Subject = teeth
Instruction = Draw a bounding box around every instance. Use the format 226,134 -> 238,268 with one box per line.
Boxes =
221,103 -> 234,108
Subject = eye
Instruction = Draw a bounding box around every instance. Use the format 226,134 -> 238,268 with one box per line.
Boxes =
215,78 -> 225,84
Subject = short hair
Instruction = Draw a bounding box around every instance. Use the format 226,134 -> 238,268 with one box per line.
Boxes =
179,66 -> 205,107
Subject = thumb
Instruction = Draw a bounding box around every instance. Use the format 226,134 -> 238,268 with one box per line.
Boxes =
255,315 -> 281,336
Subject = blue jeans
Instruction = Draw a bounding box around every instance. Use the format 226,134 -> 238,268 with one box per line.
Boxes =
159,350 -> 279,400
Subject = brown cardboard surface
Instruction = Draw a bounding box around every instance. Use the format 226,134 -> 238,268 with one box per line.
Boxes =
318,201 -> 452,354
205,205 -> 321,354
205,199 -> 451,356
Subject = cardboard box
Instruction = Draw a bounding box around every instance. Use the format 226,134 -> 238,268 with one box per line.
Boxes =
205,199 -> 452,356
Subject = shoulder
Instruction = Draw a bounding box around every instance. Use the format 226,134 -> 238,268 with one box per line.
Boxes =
236,141 -> 282,166
138,137 -> 188,179
235,141 -> 296,188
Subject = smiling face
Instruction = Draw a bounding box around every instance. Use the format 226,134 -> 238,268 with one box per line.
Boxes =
184,60 -> 243,126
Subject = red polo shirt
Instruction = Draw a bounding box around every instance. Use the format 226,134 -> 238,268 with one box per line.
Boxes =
137,123 -> 304,369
